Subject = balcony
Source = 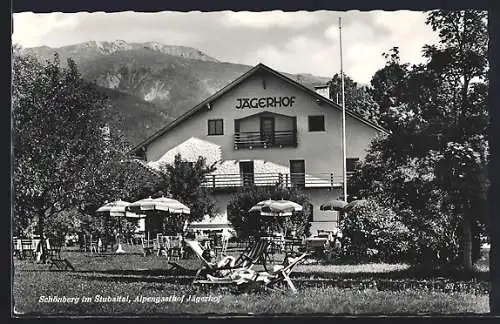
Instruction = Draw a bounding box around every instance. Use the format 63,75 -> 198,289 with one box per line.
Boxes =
234,130 -> 297,150
202,172 -> 350,190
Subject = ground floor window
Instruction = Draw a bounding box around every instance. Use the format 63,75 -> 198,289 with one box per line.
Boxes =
346,157 -> 360,173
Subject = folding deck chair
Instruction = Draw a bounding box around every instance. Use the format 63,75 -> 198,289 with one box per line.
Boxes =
203,251 -> 310,293
258,252 -> 309,292
170,239 -> 270,286
232,238 -> 271,270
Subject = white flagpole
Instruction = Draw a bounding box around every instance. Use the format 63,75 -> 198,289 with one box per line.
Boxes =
339,17 -> 347,203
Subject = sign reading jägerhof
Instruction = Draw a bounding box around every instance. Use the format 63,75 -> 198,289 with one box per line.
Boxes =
235,96 -> 296,109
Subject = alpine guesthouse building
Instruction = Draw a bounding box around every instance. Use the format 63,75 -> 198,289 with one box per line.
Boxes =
132,63 -> 386,235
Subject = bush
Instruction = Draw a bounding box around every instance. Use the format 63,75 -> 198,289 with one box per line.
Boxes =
339,199 -> 411,263
227,184 -> 311,239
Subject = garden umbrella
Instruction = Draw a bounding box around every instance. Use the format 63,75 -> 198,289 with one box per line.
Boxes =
249,199 -> 303,216
319,199 -> 348,212
127,196 -> 190,239
127,196 -> 190,214
248,199 -> 274,214
262,200 -> 303,217
96,199 -> 137,253
249,199 -> 303,236
320,199 -> 366,212
343,199 -> 366,212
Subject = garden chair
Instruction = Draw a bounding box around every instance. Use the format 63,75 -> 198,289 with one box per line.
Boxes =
141,237 -> 154,256
20,239 -> 35,260
220,235 -> 230,256
232,238 -> 271,271
89,235 -> 101,255
213,251 -> 309,293
171,239 -> 269,286
13,237 -> 21,259
166,236 -> 183,261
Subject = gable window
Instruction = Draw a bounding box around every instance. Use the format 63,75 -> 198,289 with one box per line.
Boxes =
346,158 -> 360,173
308,115 -> 325,132
208,119 -> 224,136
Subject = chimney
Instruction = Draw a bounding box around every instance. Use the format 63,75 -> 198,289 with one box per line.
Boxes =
314,84 -> 331,100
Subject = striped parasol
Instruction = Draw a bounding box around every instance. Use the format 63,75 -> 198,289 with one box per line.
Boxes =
127,196 -> 190,214
249,199 -> 303,217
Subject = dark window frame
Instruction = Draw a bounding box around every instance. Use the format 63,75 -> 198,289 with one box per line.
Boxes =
208,119 -> 224,136
308,115 -> 326,132
346,158 -> 360,173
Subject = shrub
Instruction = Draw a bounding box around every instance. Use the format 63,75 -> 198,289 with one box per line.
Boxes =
227,184 -> 311,239
339,199 -> 411,262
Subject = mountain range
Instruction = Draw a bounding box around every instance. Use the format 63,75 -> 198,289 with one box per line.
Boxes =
21,40 -> 331,147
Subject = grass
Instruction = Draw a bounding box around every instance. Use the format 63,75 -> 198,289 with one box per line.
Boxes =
13,270 -> 489,315
12,245 -> 491,316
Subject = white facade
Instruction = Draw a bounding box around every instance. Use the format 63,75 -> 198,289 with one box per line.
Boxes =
133,64 -> 386,235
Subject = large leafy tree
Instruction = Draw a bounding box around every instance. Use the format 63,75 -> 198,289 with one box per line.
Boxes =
12,52 -> 132,258
350,10 -> 489,271
152,154 -> 217,234
369,47 -> 411,123
328,73 -> 380,125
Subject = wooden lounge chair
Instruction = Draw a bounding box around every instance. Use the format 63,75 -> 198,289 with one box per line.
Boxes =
48,258 -> 75,271
172,239 -> 270,286
258,252 -> 309,292
203,252 -> 310,293
217,252 -> 309,293
232,238 -> 271,271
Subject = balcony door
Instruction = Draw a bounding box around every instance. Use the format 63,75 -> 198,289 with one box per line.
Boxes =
290,160 -> 305,188
239,161 -> 255,186
260,116 -> 275,146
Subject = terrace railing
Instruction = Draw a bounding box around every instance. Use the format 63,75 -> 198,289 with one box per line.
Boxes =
202,172 -> 351,189
234,130 -> 297,149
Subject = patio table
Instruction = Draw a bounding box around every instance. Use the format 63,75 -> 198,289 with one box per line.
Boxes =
304,237 -> 329,249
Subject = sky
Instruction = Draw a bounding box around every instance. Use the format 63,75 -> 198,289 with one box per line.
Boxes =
12,10 -> 441,84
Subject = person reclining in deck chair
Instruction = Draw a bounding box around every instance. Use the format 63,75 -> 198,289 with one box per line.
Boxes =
201,248 -> 237,276
172,239 -> 270,285
206,252 -> 310,292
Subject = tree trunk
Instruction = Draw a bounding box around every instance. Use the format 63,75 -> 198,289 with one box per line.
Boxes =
463,213 -> 473,272
37,212 -> 47,263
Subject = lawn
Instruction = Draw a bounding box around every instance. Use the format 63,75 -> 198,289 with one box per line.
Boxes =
12,245 -> 491,316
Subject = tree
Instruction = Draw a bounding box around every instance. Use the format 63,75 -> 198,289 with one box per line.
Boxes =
156,154 -> 217,233
12,53 -> 118,260
369,47 -> 411,122
424,10 -> 489,272
328,73 -> 381,125
352,10 -> 489,270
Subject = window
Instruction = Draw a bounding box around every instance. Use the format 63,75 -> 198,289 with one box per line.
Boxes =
208,119 -> 224,135
239,161 -> 254,186
346,158 -> 360,173
308,115 -> 325,132
290,160 -> 305,187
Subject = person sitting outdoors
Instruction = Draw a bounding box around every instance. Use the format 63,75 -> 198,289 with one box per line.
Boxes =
201,247 -> 236,276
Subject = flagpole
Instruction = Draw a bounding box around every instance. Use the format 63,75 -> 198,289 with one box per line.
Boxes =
339,17 -> 347,203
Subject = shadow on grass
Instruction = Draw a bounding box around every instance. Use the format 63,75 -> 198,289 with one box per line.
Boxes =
296,264 -> 489,281
76,267 -> 197,277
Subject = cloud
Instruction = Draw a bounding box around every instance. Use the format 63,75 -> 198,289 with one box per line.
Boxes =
11,10 -> 441,85
246,35 -> 338,79
319,11 -> 440,83
371,10 -> 440,64
12,12 -> 78,47
220,10 -> 321,29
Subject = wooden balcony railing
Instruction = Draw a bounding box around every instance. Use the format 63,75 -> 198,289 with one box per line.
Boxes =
234,130 -> 297,149
202,172 -> 351,189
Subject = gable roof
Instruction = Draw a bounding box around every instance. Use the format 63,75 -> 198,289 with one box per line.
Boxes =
131,63 -> 388,155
